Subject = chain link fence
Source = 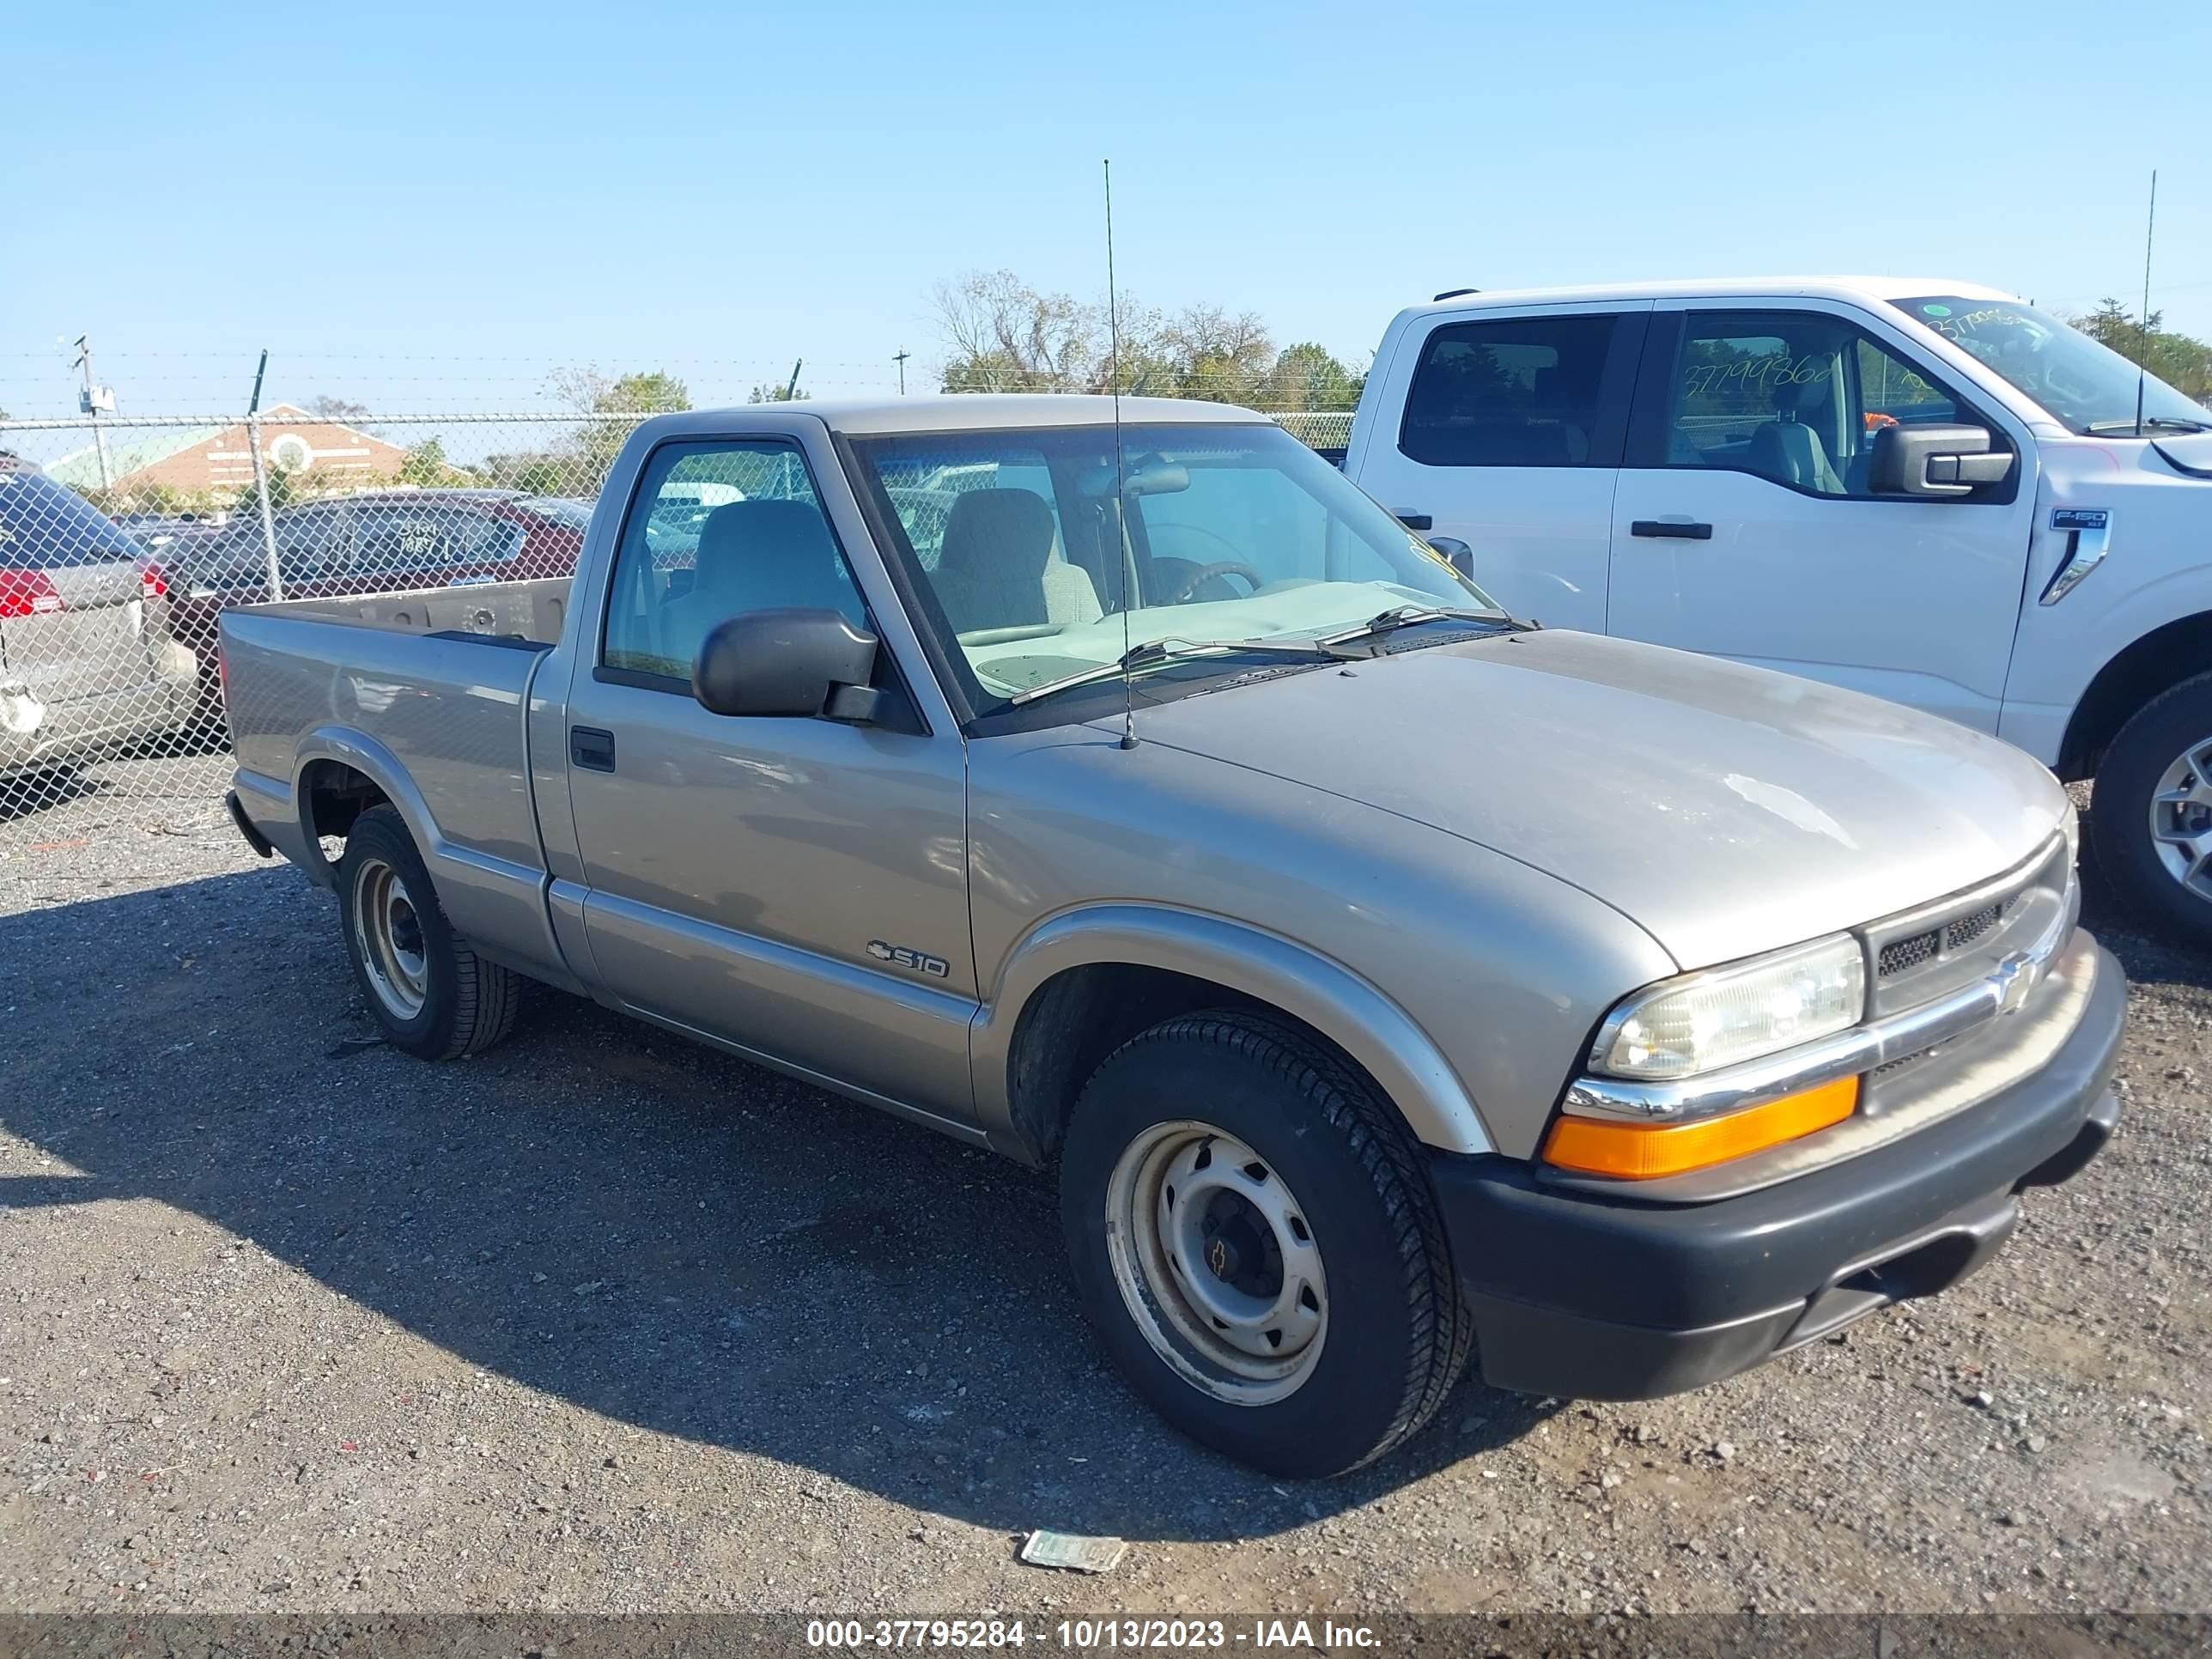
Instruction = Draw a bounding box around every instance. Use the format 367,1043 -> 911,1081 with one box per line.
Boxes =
0,399 -> 1352,828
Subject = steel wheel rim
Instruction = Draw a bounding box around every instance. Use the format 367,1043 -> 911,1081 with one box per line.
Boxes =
2148,735 -> 2212,907
1104,1120 -> 1327,1406
354,856 -> 429,1019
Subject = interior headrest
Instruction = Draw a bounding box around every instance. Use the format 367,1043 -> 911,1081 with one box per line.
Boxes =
939,489 -> 1054,575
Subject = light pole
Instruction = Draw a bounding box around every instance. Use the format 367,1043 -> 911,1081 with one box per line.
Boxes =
72,335 -> 115,489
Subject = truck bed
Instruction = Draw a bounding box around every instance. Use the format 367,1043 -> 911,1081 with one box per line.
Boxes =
246,576 -> 573,645
220,577 -> 572,977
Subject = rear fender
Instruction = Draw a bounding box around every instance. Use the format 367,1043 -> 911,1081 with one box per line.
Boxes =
289,726 -> 580,992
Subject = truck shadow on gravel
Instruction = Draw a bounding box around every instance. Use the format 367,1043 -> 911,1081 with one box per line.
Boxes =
0,869 -> 1562,1545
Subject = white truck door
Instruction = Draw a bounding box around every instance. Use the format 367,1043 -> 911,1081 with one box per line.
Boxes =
1606,304 -> 2038,732
1349,303 -> 1650,633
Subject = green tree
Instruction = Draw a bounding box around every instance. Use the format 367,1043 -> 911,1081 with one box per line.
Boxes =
748,380 -> 811,403
229,463 -> 293,518
2072,300 -> 2212,401
477,451 -> 571,494
596,371 -> 691,415
1255,343 -> 1362,411
398,435 -> 463,487
552,367 -> 693,490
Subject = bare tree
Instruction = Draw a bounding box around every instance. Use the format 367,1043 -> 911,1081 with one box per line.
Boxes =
933,270 -> 1106,392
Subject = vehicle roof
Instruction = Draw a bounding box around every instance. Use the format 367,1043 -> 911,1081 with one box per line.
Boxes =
1404,276 -> 2022,321
659,395 -> 1271,437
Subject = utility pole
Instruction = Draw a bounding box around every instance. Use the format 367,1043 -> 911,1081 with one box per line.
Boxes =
72,335 -> 115,489
893,349 -> 910,396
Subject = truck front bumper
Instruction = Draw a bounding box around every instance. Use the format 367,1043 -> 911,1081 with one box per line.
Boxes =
1430,937 -> 2125,1401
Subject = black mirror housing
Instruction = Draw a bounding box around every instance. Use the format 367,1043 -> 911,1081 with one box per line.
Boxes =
692,608 -> 882,721
1869,423 -> 2016,498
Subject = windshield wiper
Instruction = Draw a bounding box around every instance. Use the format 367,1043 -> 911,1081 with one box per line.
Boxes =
2083,416 -> 2211,435
1006,636 -> 1354,707
1317,604 -> 1514,647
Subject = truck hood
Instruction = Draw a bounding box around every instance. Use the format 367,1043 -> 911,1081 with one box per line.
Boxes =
1112,629 -> 2066,969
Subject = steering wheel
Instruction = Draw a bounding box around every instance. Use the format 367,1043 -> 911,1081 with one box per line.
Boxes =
1162,560 -> 1266,605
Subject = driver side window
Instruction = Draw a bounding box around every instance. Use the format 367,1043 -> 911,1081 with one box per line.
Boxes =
1663,311 -> 1976,499
601,441 -> 866,684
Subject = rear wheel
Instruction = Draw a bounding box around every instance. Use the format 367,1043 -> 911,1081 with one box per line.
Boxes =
337,805 -> 520,1059
2091,672 -> 2212,950
1059,1012 -> 1471,1477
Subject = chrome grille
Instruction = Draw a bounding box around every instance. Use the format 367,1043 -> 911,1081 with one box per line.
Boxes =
1859,836 -> 2074,1019
1945,903 -> 2002,951
1878,929 -> 1939,978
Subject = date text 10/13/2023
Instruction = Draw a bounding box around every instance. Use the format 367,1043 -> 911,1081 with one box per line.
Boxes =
805,1620 -> 1381,1650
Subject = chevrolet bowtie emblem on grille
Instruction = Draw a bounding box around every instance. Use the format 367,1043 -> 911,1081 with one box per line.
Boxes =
1990,951 -> 2037,1016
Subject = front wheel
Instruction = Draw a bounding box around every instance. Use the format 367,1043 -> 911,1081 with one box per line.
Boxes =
2090,672 -> 2212,951
1059,1012 -> 1472,1477
336,805 -> 521,1060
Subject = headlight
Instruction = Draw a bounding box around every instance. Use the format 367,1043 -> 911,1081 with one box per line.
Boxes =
1590,934 -> 1867,1080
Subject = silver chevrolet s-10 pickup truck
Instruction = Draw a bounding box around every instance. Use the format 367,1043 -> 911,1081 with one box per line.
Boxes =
218,397 -> 2124,1476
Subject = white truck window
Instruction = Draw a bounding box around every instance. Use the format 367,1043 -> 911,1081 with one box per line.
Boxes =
602,441 -> 866,684
1665,312 -> 1978,499
1398,315 -> 1618,468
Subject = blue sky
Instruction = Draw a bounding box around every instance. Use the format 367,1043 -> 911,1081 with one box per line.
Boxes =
4,0 -> 2207,416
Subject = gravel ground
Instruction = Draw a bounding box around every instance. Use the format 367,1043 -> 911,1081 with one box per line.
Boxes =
1,758 -> 2208,1620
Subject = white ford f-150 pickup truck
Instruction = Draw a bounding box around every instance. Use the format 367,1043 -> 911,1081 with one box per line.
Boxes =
1343,277 -> 2212,945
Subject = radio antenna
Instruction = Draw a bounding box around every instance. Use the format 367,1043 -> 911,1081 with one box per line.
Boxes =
1104,159 -> 1138,750
2134,168 -> 2158,438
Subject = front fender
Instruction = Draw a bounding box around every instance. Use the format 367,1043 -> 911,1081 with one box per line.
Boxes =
972,902 -> 1495,1157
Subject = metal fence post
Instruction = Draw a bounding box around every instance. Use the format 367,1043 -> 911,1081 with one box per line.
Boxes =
242,351 -> 282,603
246,411 -> 283,602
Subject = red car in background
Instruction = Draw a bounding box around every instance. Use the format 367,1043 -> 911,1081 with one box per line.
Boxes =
166,489 -> 590,726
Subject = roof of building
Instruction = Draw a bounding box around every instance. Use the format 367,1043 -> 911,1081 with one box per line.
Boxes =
42,404 -> 396,489
46,422 -> 227,488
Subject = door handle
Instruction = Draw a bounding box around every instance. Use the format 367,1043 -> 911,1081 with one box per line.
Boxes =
570,726 -> 617,772
1394,510 -> 1433,531
1630,520 -> 1713,540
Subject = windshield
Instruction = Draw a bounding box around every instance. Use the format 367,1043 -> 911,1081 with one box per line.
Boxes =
1897,295 -> 2206,435
848,422 -> 1499,708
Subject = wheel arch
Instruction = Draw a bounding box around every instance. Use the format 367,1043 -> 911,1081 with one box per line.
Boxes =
291,727 -> 434,888
2058,610 -> 2212,781
974,905 -> 1493,1164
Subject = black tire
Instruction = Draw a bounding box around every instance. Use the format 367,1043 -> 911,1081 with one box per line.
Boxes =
2090,671 -> 2212,951
1058,1011 -> 1473,1478
336,804 -> 521,1060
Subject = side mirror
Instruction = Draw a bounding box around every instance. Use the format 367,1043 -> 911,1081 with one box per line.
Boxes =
692,608 -> 883,722
1429,537 -> 1475,579
1869,423 -> 2015,498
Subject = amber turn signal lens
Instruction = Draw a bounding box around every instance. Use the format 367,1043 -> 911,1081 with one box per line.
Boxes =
1542,1075 -> 1860,1179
